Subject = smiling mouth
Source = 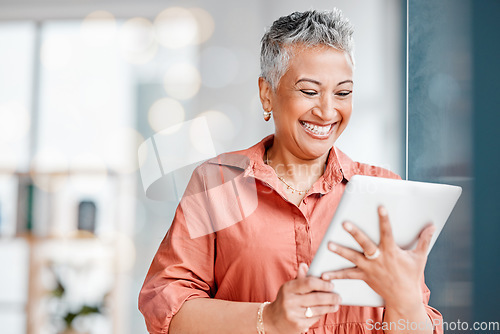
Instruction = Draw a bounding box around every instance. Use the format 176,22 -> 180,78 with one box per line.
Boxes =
299,120 -> 335,137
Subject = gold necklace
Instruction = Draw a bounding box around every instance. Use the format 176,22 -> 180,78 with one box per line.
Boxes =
266,150 -> 310,195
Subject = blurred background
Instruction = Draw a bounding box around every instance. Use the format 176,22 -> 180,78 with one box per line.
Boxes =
0,0 -> 498,333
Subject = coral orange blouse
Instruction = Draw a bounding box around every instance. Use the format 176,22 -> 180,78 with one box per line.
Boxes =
139,135 -> 443,334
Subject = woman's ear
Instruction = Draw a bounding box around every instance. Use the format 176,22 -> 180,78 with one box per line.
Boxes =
258,77 -> 273,112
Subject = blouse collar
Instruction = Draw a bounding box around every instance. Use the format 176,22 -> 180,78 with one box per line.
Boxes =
206,134 -> 359,195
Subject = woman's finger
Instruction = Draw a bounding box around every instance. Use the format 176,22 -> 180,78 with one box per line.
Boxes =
296,262 -> 308,279
378,206 -> 394,247
328,241 -> 364,265
298,304 -> 340,319
342,221 -> 378,258
321,267 -> 364,281
290,276 -> 334,294
415,224 -> 436,254
299,291 -> 341,307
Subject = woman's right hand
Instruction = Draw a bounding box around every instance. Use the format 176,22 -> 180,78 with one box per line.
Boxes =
263,263 -> 341,334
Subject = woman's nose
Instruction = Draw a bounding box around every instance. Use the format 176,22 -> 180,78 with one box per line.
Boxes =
312,95 -> 338,120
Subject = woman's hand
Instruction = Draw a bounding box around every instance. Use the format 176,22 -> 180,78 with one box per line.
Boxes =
264,263 -> 341,334
321,206 -> 436,313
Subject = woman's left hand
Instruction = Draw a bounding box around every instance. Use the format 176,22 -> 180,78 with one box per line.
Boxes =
321,206 -> 436,312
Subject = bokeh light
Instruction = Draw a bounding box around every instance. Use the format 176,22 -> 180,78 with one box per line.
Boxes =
200,46 -> 239,88
163,63 -> 201,100
40,35 -> 73,70
154,7 -> 198,49
0,145 -> 18,174
119,17 -> 158,65
0,101 -> 30,144
189,7 -> 215,44
31,148 -> 69,172
30,149 -> 69,192
69,153 -> 108,193
147,97 -> 185,132
131,198 -> 147,234
189,116 -> 219,156
197,110 -> 235,142
103,127 -> 145,174
115,232 -> 136,273
100,232 -> 136,273
211,103 -> 243,135
80,10 -> 117,47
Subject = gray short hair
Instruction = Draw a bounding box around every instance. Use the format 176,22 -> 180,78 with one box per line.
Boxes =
260,9 -> 355,90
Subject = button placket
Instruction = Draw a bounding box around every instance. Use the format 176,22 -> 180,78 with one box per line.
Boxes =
294,211 -> 313,266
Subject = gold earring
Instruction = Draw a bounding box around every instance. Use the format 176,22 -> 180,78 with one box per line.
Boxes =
263,110 -> 272,121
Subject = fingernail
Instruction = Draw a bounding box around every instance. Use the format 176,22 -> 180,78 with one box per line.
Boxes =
328,242 -> 337,251
379,206 -> 387,216
333,305 -> 339,312
329,282 -> 335,290
343,222 -> 353,231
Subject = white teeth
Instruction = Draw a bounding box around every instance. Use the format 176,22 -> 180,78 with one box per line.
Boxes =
301,121 -> 332,135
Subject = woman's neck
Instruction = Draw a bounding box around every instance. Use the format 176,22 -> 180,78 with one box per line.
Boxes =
266,138 -> 329,188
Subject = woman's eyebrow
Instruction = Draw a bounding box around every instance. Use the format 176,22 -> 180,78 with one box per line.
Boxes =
337,80 -> 353,86
295,78 -> 321,85
295,78 -> 354,86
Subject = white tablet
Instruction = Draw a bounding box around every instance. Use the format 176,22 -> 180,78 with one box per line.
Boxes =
307,175 -> 462,307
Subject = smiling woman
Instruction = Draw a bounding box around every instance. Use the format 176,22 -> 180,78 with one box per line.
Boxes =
139,8 -> 442,334
259,46 -> 354,205
260,46 -> 353,155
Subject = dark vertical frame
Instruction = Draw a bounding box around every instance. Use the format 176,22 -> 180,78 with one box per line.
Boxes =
408,0 -> 474,327
402,0 -> 408,180
472,0 -> 500,323
409,0 -> 500,327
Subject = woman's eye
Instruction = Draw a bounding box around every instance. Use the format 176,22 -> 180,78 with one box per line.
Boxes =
337,90 -> 352,97
300,90 -> 318,96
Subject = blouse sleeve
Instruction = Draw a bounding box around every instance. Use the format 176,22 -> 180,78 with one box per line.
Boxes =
421,275 -> 444,334
138,167 -> 217,334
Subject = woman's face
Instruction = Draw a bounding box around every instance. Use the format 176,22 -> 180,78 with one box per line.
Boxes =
260,45 -> 353,160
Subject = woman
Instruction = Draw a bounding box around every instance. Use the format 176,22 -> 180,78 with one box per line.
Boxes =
139,9 -> 443,334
